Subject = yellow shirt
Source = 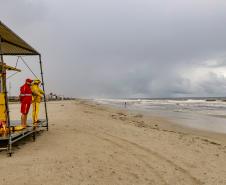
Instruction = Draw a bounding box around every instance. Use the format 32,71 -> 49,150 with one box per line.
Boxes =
31,84 -> 44,103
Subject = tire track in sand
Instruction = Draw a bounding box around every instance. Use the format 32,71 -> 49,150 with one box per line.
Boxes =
83,131 -> 168,185
96,134 -> 168,185
80,105 -> 203,184
91,131 -> 204,185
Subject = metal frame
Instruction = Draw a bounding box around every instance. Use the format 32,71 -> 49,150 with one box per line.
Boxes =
39,55 -> 49,130
1,38 -> 39,54
0,27 -> 48,156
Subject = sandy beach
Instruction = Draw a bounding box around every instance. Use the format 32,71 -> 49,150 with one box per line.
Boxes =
1,100 -> 226,185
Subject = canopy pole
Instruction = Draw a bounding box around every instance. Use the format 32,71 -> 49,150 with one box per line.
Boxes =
39,55 -> 48,131
0,36 -> 12,155
0,36 -> 3,92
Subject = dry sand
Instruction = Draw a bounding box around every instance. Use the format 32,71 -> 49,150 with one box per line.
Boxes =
1,100 -> 226,185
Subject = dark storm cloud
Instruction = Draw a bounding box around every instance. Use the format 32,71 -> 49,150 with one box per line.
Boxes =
1,0 -> 226,97
199,72 -> 226,96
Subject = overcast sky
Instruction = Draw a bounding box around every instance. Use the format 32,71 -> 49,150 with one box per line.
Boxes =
1,0 -> 226,98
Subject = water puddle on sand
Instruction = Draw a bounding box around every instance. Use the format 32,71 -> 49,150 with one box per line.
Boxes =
146,109 -> 226,134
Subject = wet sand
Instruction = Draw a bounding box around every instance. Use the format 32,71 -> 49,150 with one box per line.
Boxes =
0,100 -> 226,185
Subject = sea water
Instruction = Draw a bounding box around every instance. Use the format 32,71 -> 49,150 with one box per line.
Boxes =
94,98 -> 226,134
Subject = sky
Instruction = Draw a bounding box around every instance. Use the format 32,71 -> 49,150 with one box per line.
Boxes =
1,0 -> 226,98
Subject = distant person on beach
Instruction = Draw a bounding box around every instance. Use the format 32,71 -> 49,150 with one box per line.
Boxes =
31,79 -> 44,125
20,79 -> 33,128
124,101 -> 127,108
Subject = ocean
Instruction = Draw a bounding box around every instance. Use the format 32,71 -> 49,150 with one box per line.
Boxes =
94,98 -> 226,134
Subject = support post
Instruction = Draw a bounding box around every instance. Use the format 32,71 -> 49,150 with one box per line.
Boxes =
0,36 -> 12,156
32,126 -> 36,141
39,55 -> 49,130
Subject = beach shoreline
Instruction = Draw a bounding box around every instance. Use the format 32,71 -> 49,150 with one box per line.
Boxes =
91,99 -> 226,145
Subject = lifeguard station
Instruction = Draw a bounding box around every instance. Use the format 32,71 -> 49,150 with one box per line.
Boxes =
0,21 -> 48,156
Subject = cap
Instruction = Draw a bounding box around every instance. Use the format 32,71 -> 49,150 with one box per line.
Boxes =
26,79 -> 33,83
34,79 -> 41,84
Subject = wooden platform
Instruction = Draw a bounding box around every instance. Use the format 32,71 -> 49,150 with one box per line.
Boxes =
0,120 -> 47,149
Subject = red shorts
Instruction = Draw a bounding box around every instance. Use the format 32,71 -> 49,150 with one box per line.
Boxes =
21,102 -> 31,115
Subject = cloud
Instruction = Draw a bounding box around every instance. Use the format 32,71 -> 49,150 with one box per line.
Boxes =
198,72 -> 226,96
1,0 -> 48,27
1,0 -> 226,98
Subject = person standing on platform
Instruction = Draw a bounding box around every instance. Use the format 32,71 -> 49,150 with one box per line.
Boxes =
20,79 -> 33,128
31,79 -> 44,125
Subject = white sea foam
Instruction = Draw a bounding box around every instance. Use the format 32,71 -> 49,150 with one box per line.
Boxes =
94,98 -> 226,133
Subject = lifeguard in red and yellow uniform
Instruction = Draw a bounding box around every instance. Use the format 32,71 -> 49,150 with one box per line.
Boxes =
20,79 -> 33,128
